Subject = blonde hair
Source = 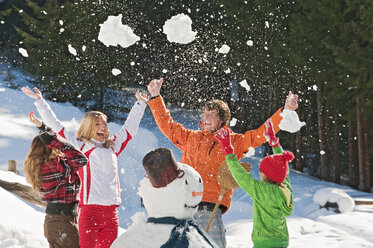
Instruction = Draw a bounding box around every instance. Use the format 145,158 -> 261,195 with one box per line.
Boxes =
24,136 -> 63,192
76,111 -> 114,148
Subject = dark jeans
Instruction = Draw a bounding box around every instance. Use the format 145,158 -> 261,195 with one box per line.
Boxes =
44,214 -> 79,248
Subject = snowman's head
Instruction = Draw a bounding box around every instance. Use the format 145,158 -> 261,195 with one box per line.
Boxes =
138,162 -> 203,219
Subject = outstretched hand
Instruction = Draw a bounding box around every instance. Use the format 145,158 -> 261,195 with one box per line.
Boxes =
263,118 -> 280,147
214,128 -> 234,156
147,78 -> 163,98
28,111 -> 42,128
22,86 -> 42,100
284,91 -> 298,111
135,91 -> 150,102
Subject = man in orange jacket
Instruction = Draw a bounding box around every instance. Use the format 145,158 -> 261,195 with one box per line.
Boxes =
147,78 -> 298,248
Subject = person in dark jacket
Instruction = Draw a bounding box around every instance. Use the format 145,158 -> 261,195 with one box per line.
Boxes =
24,111 -> 88,248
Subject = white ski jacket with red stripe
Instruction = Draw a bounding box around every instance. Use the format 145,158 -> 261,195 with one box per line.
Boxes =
34,98 -> 146,206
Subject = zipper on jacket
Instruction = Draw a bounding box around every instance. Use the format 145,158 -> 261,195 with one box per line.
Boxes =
208,142 -> 216,155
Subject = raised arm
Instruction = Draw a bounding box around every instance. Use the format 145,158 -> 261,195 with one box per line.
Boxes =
113,91 -> 147,155
22,86 -> 64,134
147,78 -> 191,150
28,111 -> 87,174
233,91 -> 298,156
214,128 -> 263,201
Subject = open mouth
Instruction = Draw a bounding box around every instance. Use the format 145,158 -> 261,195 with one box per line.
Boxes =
204,122 -> 212,128
184,204 -> 198,209
97,133 -> 105,139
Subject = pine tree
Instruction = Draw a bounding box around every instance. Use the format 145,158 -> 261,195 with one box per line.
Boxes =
286,0 -> 372,189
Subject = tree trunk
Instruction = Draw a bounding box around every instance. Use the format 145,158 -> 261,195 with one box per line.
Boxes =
332,115 -> 340,184
2,44 -> 14,85
324,102 -> 332,181
348,118 -> 359,188
356,97 -> 371,192
317,82 -> 327,180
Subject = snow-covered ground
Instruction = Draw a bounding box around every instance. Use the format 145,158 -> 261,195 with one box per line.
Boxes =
0,86 -> 372,247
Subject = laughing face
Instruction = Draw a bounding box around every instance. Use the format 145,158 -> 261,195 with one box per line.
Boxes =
202,108 -> 223,133
139,163 -> 204,220
91,115 -> 108,142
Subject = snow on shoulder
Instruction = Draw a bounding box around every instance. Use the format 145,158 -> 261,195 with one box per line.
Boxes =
98,14 -> 140,48
313,187 -> 355,213
163,14 -> 197,44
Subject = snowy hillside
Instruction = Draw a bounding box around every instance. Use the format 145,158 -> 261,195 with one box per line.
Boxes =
0,86 -> 373,248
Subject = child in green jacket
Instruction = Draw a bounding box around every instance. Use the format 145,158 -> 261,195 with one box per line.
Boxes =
215,118 -> 294,248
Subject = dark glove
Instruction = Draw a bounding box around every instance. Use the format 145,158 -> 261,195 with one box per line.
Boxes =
214,128 -> 234,156
38,123 -> 55,145
263,118 -> 280,147
37,122 -> 52,133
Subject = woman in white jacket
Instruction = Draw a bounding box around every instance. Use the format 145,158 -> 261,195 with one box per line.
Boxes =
22,86 -> 148,248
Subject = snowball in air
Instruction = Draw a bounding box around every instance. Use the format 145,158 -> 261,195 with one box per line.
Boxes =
230,118 -> 237,127
308,85 -> 317,91
279,109 -> 306,133
245,147 -> 255,157
112,69 -> 122,76
247,40 -> 253,46
68,44 -> 77,56
239,80 -> 250,92
163,14 -> 197,44
19,48 -> 29,57
218,44 -> 230,54
98,14 -> 140,48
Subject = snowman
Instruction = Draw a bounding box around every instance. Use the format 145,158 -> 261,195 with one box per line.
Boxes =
111,147 -> 219,248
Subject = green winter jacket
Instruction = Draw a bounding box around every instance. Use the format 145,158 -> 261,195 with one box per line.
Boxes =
225,147 -> 293,248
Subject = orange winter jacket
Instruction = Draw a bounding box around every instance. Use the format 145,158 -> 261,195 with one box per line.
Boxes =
148,96 -> 283,212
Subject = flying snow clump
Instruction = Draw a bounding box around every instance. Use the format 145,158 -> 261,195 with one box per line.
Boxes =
98,14 -> 140,48
218,44 -> 230,54
239,80 -> 250,92
19,48 -> 29,57
279,109 -> 306,133
68,44 -> 77,56
112,69 -> 122,76
163,14 -> 197,44
230,118 -> 237,127
244,147 -> 255,158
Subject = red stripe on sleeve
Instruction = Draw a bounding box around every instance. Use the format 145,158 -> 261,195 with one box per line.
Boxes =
115,130 -> 132,157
